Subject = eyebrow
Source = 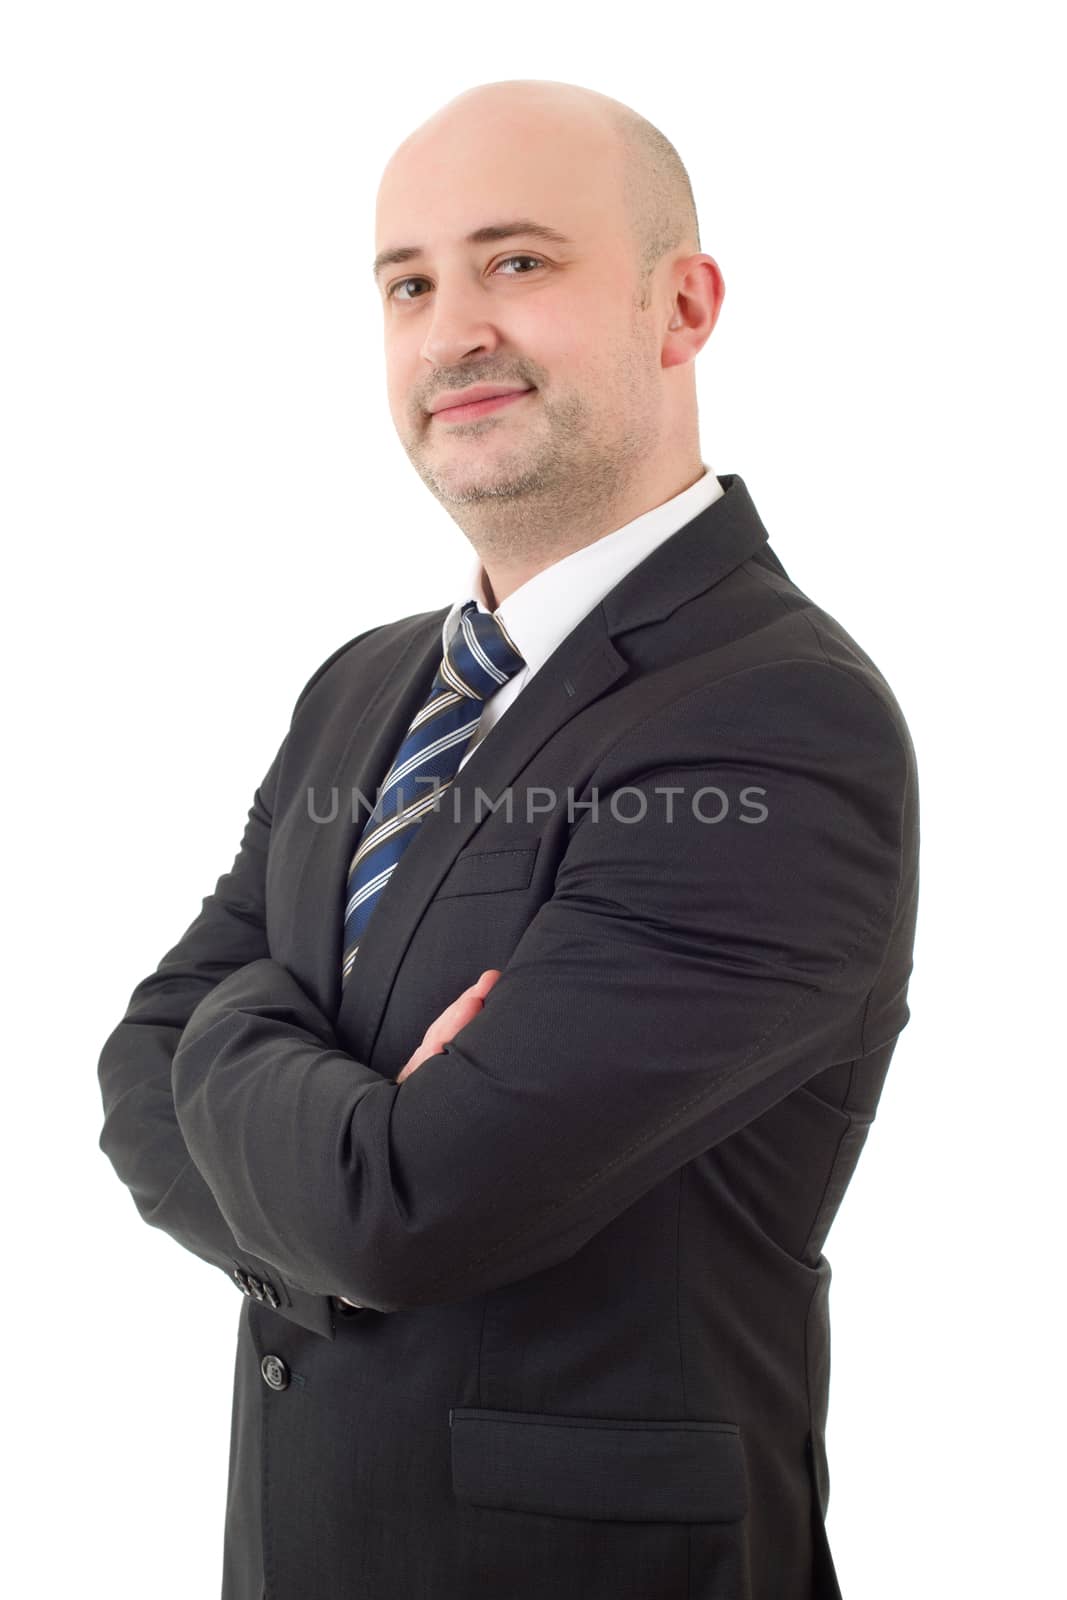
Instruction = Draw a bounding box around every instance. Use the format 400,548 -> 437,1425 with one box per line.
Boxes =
372,219 -> 576,282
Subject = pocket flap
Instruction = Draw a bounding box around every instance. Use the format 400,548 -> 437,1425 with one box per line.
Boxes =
449,1407 -> 748,1523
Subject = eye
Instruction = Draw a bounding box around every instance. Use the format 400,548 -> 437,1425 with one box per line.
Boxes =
386,254 -> 546,302
496,254 -> 545,276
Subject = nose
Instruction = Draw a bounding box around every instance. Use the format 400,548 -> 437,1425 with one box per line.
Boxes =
418,276 -> 507,373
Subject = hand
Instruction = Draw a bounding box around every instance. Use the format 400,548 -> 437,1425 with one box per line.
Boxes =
335,971 -> 502,1309
395,969 -> 501,1084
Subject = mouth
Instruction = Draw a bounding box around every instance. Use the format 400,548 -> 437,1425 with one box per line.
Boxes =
430,388 -> 535,422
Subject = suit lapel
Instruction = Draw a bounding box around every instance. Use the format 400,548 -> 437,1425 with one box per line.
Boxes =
314,472 -> 769,1064
297,615 -> 446,1027
334,620 -> 630,1063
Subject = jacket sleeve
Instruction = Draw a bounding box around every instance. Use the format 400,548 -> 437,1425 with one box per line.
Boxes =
170,660 -> 917,1314
96,628 -> 381,1339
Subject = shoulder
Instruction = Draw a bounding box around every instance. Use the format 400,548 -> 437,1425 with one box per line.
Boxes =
291,607 -> 449,719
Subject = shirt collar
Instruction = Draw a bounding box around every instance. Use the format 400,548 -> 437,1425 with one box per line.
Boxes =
441,465 -> 724,677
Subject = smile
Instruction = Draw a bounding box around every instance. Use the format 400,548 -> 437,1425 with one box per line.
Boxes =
431,389 -> 534,422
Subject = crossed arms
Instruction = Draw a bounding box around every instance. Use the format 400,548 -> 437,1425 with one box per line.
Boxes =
99,658 -> 911,1318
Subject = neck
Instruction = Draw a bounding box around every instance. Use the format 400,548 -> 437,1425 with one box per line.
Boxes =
466,453 -> 706,609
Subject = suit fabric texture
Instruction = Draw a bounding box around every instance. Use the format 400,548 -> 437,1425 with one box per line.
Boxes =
97,473 -> 920,1599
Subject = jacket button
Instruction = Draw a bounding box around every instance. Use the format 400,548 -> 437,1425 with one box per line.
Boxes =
262,1283 -> 280,1308
247,1276 -> 266,1301
232,1267 -> 253,1296
260,1354 -> 290,1391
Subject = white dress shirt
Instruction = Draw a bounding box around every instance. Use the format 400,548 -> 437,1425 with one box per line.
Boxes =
442,465 -> 724,773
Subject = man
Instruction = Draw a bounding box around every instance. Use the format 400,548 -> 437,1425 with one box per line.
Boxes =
97,77 -> 919,1600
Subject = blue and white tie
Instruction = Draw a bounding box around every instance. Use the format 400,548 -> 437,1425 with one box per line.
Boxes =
340,600 -> 526,988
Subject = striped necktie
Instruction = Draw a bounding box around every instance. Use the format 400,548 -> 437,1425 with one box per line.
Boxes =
340,600 -> 526,988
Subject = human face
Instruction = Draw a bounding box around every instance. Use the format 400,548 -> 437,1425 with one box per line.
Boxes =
373,116 -> 664,511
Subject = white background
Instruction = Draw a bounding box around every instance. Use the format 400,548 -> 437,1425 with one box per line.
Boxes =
3,2 -> 1063,1595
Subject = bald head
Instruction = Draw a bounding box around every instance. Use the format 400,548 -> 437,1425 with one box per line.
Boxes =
380,79 -> 701,309
373,77 -> 722,581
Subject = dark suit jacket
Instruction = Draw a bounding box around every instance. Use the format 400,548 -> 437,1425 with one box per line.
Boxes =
97,473 -> 919,1600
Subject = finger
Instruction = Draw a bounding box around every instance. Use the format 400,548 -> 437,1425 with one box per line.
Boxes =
421,993 -> 481,1053
420,971 -> 501,1056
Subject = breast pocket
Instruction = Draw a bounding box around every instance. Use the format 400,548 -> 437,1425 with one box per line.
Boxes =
434,844 -> 540,900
